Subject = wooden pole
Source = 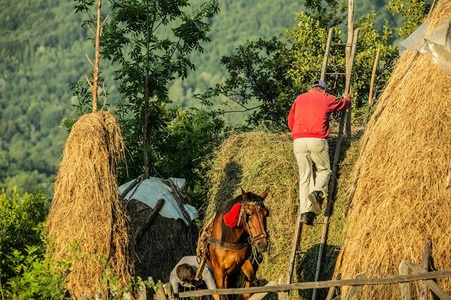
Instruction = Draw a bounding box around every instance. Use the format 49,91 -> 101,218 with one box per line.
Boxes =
325,247 -> 345,300
403,261 -> 451,300
92,0 -> 102,112
311,27 -> 359,300
364,48 -> 381,127
177,270 -> 451,298
446,147 -> 451,188
320,28 -> 334,81
399,261 -> 412,300
287,209 -> 303,284
344,0 -> 354,138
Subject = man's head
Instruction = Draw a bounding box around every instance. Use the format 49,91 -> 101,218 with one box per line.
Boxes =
176,263 -> 196,285
312,80 -> 327,91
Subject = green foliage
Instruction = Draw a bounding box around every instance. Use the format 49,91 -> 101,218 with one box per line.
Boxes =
387,0 -> 431,37
0,191 -> 59,297
285,11 -> 332,88
1,0 -> 407,198
99,0 -> 223,183
202,0 -> 405,130
0,0 -> 89,196
4,246 -> 69,299
156,108 -> 225,209
198,37 -> 297,130
67,0 -> 226,209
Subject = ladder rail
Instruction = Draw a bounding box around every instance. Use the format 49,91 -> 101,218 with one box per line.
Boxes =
320,28 -> 334,81
286,25 -> 336,287
312,28 -> 359,300
286,27 -> 359,300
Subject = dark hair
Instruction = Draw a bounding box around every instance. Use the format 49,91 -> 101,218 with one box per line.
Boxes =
176,263 -> 195,283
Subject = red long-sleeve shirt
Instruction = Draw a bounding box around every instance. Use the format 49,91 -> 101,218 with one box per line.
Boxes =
287,88 -> 350,139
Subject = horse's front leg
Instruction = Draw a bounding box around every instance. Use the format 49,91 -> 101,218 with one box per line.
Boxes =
212,266 -> 229,300
239,259 -> 256,300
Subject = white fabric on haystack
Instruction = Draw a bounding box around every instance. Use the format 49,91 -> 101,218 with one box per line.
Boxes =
400,18 -> 451,74
119,177 -> 198,225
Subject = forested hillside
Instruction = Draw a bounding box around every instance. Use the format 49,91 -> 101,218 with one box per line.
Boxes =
0,0 -> 397,196
0,0 -> 92,195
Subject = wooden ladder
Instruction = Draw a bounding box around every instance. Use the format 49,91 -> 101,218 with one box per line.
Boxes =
285,27 -> 359,300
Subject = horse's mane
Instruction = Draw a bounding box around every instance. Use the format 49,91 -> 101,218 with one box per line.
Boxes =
216,191 -> 265,216
217,194 -> 243,216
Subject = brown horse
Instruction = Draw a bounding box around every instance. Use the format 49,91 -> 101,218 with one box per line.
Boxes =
206,188 -> 270,300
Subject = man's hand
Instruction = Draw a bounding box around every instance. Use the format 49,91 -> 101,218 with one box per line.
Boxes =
342,93 -> 350,99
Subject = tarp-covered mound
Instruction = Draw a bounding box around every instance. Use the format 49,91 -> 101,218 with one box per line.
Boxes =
339,2 -> 451,299
120,177 -> 199,285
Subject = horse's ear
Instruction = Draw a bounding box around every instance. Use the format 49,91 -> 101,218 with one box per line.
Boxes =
260,188 -> 269,200
241,187 -> 247,200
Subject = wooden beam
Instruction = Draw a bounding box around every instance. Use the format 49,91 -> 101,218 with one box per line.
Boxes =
399,261 -> 412,300
403,261 -> 451,300
287,209 -> 303,284
177,270 -> 451,298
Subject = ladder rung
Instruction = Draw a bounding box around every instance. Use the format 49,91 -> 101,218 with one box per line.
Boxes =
325,72 -> 347,75
331,42 -> 351,46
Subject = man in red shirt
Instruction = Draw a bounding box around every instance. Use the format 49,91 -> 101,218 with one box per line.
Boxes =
287,80 -> 350,225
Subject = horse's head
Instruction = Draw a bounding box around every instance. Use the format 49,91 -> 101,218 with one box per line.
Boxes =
238,188 -> 270,253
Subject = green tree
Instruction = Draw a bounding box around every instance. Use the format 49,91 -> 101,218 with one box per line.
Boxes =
102,0 -> 221,183
387,0 -> 431,38
199,0 -> 402,129
198,37 -> 297,130
70,0 -> 225,206
0,191 -> 49,288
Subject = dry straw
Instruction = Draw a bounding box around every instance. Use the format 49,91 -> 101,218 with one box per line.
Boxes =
204,131 -> 298,282
46,111 -> 133,299
203,130 -> 352,299
339,2 -> 451,298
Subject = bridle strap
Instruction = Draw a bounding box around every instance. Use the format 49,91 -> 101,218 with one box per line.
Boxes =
241,201 -> 269,245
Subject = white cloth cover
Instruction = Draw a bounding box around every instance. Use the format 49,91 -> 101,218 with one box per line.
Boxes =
119,177 -> 198,225
399,18 -> 451,74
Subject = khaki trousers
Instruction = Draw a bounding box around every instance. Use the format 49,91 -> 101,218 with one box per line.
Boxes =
293,138 -> 331,213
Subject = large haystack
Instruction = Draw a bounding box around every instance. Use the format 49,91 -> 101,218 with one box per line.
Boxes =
339,2 -> 451,298
46,111 -> 133,299
204,131 -> 297,282
203,130 -> 349,294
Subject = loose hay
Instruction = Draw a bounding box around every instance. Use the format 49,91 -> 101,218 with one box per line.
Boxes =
202,130 -> 350,294
339,2 -> 451,298
203,131 -> 298,283
46,111 -> 133,299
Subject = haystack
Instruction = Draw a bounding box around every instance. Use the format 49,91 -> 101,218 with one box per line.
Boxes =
339,2 -> 451,298
120,177 -> 199,285
127,201 -> 198,284
46,111 -> 133,299
203,130 -> 349,294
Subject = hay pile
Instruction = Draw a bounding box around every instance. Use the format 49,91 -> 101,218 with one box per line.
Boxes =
203,130 -> 349,291
126,199 -> 199,286
46,111 -> 133,299
204,131 -> 297,282
339,2 -> 451,298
